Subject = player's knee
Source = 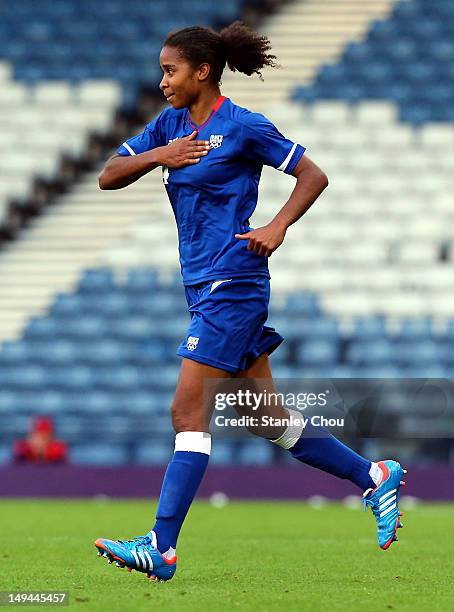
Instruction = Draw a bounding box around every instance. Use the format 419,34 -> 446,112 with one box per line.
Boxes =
171,401 -> 206,433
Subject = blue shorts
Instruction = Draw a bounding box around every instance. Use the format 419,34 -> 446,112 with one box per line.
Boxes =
177,276 -> 284,373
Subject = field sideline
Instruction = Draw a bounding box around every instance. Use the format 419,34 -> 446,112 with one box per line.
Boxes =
1,499 -> 453,611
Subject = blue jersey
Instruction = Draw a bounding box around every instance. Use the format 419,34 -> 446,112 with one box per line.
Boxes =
117,96 -> 305,286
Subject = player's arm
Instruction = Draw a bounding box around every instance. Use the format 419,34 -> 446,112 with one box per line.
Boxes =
271,154 -> 328,231
235,155 -> 328,257
98,131 -> 211,190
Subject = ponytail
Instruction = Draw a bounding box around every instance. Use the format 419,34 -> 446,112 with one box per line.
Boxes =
164,22 -> 277,84
219,21 -> 277,78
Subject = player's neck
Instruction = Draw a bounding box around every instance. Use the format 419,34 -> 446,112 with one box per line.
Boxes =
188,89 -> 223,127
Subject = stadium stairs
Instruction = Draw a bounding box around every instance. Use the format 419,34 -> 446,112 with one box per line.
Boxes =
221,0 -> 396,108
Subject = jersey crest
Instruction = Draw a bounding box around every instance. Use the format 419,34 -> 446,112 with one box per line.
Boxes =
209,134 -> 223,149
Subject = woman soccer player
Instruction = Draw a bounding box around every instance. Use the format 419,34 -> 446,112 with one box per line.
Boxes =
94,22 -> 406,581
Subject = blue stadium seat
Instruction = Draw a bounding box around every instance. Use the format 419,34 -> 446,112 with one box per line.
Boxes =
0,365 -> 49,390
351,317 -> 387,341
301,318 -> 339,339
369,19 -> 400,43
53,316 -> 107,339
30,341 -> 79,365
353,365 -> 405,378
296,340 -> 339,366
51,294 -> 85,317
76,340 -> 129,366
399,105 -> 433,125
426,40 -> 454,63
125,268 -> 159,293
386,82 -> 414,105
69,391 -> 114,413
16,390 -> 67,414
392,341 -> 443,366
0,341 -> 31,364
0,446 -> 11,465
384,40 -> 418,64
78,269 -> 115,293
395,318 -> 434,341
125,392 -> 166,415
92,365 -> 141,391
346,339 -> 394,366
210,440 -> 235,465
0,391 -> 18,413
292,0 -> 454,123
139,366 -> 180,392
151,318 -> 190,343
270,364 -> 302,378
135,442 -> 172,465
54,415 -> 86,442
283,292 -> 321,317
237,439 -> 273,465
132,340 -> 176,365
70,444 -> 129,466
24,317 -> 59,339
108,317 -> 154,340
343,41 -> 374,65
50,366 -> 95,391
401,364 -> 449,378
0,414 -> 31,438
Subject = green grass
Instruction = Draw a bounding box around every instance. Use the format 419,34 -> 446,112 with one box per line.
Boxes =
1,499 -> 453,611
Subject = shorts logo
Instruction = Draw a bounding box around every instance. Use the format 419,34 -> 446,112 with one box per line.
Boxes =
187,336 -> 199,351
209,134 -> 223,149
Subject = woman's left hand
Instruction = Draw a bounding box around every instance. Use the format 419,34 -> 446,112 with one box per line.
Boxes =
235,221 -> 287,257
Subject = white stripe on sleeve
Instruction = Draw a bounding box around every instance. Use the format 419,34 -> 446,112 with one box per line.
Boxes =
277,143 -> 297,172
122,142 -> 136,156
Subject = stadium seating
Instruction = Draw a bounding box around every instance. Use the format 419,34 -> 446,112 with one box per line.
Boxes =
0,0 -> 246,246
1,264 -> 453,466
293,0 -> 454,123
0,0 -> 243,96
0,66 -> 121,224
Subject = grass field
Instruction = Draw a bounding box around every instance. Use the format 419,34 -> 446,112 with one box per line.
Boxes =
1,499 -> 453,611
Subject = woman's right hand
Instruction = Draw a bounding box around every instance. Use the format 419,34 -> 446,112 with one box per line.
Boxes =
157,130 -> 211,168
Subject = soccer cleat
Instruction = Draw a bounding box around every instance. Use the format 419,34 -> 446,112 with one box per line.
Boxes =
94,530 -> 176,581
363,460 -> 407,550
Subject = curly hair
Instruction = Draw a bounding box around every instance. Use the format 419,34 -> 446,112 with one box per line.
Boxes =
163,21 -> 278,83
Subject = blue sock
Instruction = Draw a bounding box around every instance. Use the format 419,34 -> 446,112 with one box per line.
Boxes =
153,432 -> 211,553
275,415 -> 375,491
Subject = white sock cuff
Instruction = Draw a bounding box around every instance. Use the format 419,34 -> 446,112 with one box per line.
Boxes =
174,431 -> 212,455
271,409 -> 305,450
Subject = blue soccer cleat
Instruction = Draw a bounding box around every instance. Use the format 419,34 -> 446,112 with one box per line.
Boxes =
363,460 -> 407,550
94,530 -> 177,581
